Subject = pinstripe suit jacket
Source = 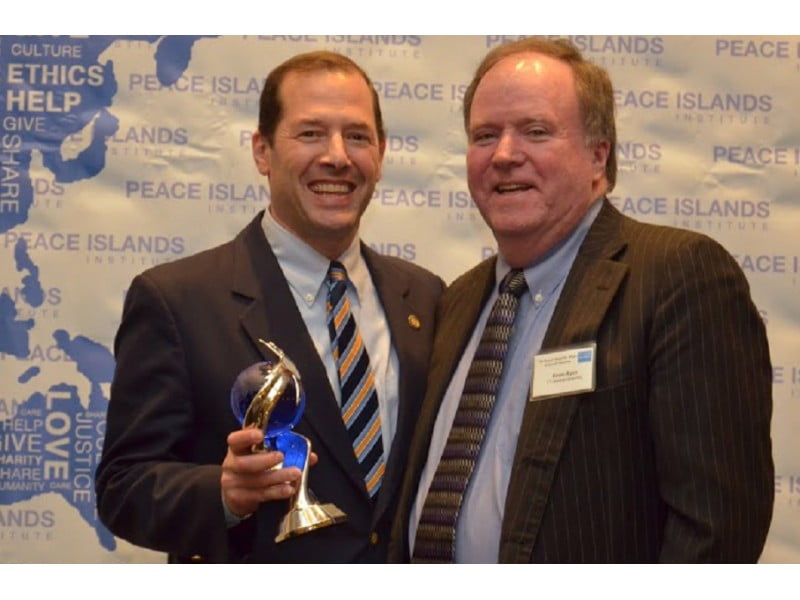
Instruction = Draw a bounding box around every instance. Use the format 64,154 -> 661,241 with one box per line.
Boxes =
389,199 -> 773,563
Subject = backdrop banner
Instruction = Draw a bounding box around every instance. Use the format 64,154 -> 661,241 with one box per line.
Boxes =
1,35 -> 797,563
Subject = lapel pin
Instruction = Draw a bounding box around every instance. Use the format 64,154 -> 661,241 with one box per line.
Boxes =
407,314 -> 421,330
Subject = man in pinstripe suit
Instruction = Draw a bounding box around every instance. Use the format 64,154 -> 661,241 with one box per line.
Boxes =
389,38 -> 773,562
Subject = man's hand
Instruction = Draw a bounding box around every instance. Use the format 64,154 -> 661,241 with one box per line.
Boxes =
221,428 -> 302,518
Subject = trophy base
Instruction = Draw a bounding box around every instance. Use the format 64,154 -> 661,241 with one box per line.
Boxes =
275,502 -> 348,543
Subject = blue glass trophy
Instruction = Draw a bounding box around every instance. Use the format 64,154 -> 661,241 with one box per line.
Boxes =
230,339 -> 347,542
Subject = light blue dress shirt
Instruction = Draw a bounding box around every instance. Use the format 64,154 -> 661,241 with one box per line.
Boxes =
224,211 -> 400,526
262,209 -> 400,447
409,199 -> 602,562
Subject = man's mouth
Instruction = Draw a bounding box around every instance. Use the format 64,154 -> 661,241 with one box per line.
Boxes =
496,183 -> 533,194
309,181 -> 354,195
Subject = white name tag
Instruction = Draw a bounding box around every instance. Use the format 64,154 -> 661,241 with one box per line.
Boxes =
531,343 -> 596,400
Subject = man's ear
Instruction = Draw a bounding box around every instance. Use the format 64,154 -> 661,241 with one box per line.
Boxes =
376,137 -> 387,181
252,130 -> 271,176
590,139 -> 610,182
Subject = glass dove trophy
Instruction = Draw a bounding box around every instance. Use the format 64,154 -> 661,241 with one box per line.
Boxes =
230,339 -> 347,542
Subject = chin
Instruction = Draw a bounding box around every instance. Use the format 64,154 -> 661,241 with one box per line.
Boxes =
490,217 -> 540,235
312,217 -> 360,236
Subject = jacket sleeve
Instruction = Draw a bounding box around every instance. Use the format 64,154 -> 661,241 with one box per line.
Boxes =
94,272 -> 242,562
648,236 -> 774,562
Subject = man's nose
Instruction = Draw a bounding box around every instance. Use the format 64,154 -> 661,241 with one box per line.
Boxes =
491,132 -> 523,167
321,133 -> 350,169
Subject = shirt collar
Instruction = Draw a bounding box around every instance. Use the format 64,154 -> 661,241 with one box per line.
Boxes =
495,197 -> 603,306
261,209 -> 365,308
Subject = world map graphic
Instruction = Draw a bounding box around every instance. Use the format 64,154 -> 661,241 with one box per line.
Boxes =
0,35 -> 212,551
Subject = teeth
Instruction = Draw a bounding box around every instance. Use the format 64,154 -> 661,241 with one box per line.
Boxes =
310,182 -> 351,194
497,183 -> 530,193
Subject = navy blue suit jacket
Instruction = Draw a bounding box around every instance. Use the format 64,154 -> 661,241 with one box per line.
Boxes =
96,212 -> 444,562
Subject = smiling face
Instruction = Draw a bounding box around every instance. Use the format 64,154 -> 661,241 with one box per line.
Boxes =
252,69 -> 385,259
466,52 -> 609,267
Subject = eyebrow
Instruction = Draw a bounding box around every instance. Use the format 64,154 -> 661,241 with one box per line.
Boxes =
290,118 -> 326,129
291,117 -> 374,130
469,116 -> 551,131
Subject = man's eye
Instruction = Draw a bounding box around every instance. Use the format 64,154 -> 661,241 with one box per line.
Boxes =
298,130 -> 323,139
347,132 -> 371,143
471,132 -> 496,144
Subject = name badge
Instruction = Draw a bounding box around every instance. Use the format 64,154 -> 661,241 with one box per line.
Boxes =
531,343 -> 596,400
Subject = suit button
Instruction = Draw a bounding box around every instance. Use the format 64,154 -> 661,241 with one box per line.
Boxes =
369,532 -> 379,546
189,554 -> 204,563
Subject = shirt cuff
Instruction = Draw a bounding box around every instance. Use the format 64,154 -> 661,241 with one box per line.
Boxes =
222,491 -> 252,528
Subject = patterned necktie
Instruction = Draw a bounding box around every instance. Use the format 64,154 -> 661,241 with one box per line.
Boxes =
326,261 -> 385,498
412,269 -> 528,562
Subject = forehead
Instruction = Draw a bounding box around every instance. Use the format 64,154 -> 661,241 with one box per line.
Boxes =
277,69 -> 376,125
471,52 -> 578,120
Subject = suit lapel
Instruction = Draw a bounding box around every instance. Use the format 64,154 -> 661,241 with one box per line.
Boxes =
427,260 -> 497,416
362,246 -> 428,519
499,200 -> 630,562
231,215 -> 366,496
394,257 -> 497,555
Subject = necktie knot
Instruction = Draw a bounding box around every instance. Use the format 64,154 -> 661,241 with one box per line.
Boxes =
499,269 -> 527,298
327,260 -> 348,285
327,261 -> 348,306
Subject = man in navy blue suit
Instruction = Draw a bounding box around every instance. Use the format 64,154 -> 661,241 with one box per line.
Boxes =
96,51 -> 444,563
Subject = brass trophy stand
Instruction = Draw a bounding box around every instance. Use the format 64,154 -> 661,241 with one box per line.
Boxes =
231,339 -> 347,542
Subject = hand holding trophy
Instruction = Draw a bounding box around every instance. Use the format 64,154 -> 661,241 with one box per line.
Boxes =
230,339 -> 347,542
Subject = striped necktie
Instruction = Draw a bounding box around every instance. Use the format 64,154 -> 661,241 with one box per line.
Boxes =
326,261 -> 385,498
412,269 -> 528,562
